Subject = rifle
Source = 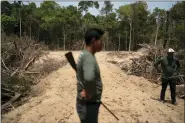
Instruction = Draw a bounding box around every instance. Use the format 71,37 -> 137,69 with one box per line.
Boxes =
65,51 -> 119,121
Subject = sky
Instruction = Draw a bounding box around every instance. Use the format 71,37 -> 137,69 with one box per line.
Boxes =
34,1 -> 177,16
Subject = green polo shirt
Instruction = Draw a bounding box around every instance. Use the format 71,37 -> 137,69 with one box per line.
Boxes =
76,50 -> 103,102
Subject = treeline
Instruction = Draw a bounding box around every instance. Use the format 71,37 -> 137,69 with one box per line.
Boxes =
1,1 -> 185,50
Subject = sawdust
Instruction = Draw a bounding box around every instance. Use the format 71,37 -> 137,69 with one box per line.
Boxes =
2,51 -> 184,123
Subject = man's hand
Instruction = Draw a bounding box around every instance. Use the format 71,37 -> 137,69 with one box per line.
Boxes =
80,89 -> 92,100
80,89 -> 86,98
172,72 -> 179,77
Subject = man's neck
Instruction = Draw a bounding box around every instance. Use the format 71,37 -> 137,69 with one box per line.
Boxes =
86,46 -> 95,55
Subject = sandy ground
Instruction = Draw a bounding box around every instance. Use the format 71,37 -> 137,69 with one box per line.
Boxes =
2,51 -> 184,123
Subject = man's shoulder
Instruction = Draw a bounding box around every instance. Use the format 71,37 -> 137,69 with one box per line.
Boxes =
77,51 -> 86,64
80,50 -> 95,61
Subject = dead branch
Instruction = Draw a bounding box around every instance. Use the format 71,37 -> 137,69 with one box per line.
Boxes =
2,93 -> 14,98
13,41 -> 18,50
1,34 -> 47,112
2,92 -> 21,110
2,88 -> 18,94
1,59 -> 10,71
11,69 -> 19,76
180,95 -> 185,99
25,71 -> 40,74
30,44 -> 40,47
24,56 -> 37,71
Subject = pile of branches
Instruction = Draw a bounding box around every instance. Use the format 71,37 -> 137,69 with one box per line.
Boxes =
175,50 -> 185,99
130,44 -> 185,85
128,44 -> 163,83
1,33 -> 46,112
176,50 -> 185,80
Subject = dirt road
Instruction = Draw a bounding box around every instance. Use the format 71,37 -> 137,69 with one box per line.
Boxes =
2,51 -> 184,123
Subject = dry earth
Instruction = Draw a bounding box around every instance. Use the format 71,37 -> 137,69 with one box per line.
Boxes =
2,51 -> 184,123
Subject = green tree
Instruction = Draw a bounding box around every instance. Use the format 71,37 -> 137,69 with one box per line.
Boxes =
132,2 -> 149,49
169,2 -> 185,49
78,1 -> 99,14
1,1 -> 184,51
118,4 -> 133,51
101,1 -> 113,17
1,14 -> 17,34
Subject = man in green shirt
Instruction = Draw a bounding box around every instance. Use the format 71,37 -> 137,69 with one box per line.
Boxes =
76,28 -> 104,123
154,48 -> 180,105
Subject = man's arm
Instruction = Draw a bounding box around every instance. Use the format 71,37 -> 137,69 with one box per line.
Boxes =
83,55 -> 96,98
154,57 -> 162,73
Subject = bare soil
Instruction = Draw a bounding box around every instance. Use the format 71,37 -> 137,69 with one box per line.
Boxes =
2,51 -> 184,123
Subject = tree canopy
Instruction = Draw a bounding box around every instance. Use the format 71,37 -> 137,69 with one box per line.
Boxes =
1,1 -> 185,50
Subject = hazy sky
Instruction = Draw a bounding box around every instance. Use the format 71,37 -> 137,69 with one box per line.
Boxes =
34,1 -> 177,16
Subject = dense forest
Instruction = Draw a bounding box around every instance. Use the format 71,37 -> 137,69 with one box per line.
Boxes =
1,1 -> 185,50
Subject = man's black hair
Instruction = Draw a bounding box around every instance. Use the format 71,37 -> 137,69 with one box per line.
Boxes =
84,28 -> 104,45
